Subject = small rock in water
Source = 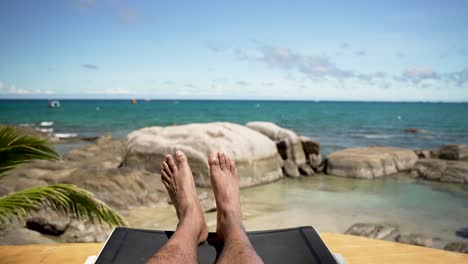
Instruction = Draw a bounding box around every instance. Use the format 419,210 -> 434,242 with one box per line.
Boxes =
455,227 -> 468,239
404,128 -> 425,134
439,144 -> 468,160
345,223 -> 398,240
396,234 -> 433,248
444,242 -> 468,254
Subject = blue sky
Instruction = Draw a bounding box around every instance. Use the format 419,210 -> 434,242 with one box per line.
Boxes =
0,0 -> 467,101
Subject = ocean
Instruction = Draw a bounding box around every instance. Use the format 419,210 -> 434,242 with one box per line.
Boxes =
1,99 -> 468,154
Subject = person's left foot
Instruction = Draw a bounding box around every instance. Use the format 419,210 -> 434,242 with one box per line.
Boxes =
161,151 -> 208,244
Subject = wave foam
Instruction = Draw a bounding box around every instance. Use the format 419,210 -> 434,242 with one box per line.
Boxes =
38,128 -> 54,133
54,133 -> 78,138
40,121 -> 54,126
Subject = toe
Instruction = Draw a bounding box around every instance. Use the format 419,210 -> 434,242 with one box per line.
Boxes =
225,155 -> 232,171
218,152 -> 227,170
162,161 -> 171,176
230,160 -> 236,175
209,152 -> 221,171
166,154 -> 178,173
174,150 -> 187,164
161,169 -> 171,183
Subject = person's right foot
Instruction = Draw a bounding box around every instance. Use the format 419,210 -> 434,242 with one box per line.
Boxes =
208,152 -> 244,239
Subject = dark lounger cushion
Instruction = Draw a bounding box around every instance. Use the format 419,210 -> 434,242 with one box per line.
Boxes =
95,226 -> 338,264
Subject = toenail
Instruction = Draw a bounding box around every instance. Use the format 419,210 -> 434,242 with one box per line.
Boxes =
175,150 -> 183,157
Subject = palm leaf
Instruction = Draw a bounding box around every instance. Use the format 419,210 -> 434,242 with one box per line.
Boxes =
0,184 -> 127,227
0,126 -> 60,176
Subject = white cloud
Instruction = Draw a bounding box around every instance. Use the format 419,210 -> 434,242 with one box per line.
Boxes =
258,45 -> 354,79
88,88 -> 133,94
0,81 -> 54,94
402,66 -> 438,83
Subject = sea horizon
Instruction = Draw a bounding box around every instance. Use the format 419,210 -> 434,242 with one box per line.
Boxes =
1,98 -> 468,104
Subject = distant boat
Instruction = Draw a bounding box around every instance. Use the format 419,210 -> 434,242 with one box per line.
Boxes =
130,99 -> 137,104
48,100 -> 60,108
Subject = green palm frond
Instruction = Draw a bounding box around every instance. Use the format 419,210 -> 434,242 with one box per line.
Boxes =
0,126 -> 60,175
0,184 -> 127,227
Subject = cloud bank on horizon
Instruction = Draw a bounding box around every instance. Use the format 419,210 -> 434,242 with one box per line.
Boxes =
0,0 -> 467,101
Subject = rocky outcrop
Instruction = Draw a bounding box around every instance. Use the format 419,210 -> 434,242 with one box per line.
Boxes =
0,226 -> 57,245
444,242 -> 468,254
439,144 -> 468,160
24,210 -> 112,243
345,223 -> 398,240
0,136 -> 166,210
246,122 -> 306,166
125,122 -> 283,188
0,135 -> 171,244
396,234 -> 433,247
326,147 -> 418,179
414,159 -> 468,183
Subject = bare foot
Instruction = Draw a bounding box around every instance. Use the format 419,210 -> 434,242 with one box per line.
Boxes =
208,152 -> 244,239
161,151 -> 208,244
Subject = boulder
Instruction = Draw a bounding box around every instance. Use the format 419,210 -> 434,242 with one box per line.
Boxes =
300,136 -> 320,155
298,163 -> 315,176
444,242 -> 468,254
345,223 -> 398,240
0,226 -> 57,245
26,210 -> 70,236
125,122 -> 283,188
246,122 -> 306,166
415,159 -> 468,183
396,234 -> 433,247
60,219 -> 112,243
326,147 -> 418,179
283,159 -> 300,178
439,144 -> 468,160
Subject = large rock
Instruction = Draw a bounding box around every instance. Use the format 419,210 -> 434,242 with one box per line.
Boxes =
345,223 -> 398,240
439,144 -> 468,160
26,210 -> 70,236
125,122 -> 283,187
246,122 -> 306,166
326,147 -> 418,179
396,234 -> 433,247
0,226 -> 57,245
414,159 -> 468,183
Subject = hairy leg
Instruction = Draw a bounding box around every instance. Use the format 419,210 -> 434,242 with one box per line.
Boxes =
209,152 -> 263,264
147,151 -> 208,264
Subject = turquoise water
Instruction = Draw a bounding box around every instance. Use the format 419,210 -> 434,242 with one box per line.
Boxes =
1,100 -> 468,154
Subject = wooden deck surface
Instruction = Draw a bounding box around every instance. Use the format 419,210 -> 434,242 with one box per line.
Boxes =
0,233 -> 467,264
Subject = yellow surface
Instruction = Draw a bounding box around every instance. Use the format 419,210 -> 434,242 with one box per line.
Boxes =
0,233 -> 467,264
